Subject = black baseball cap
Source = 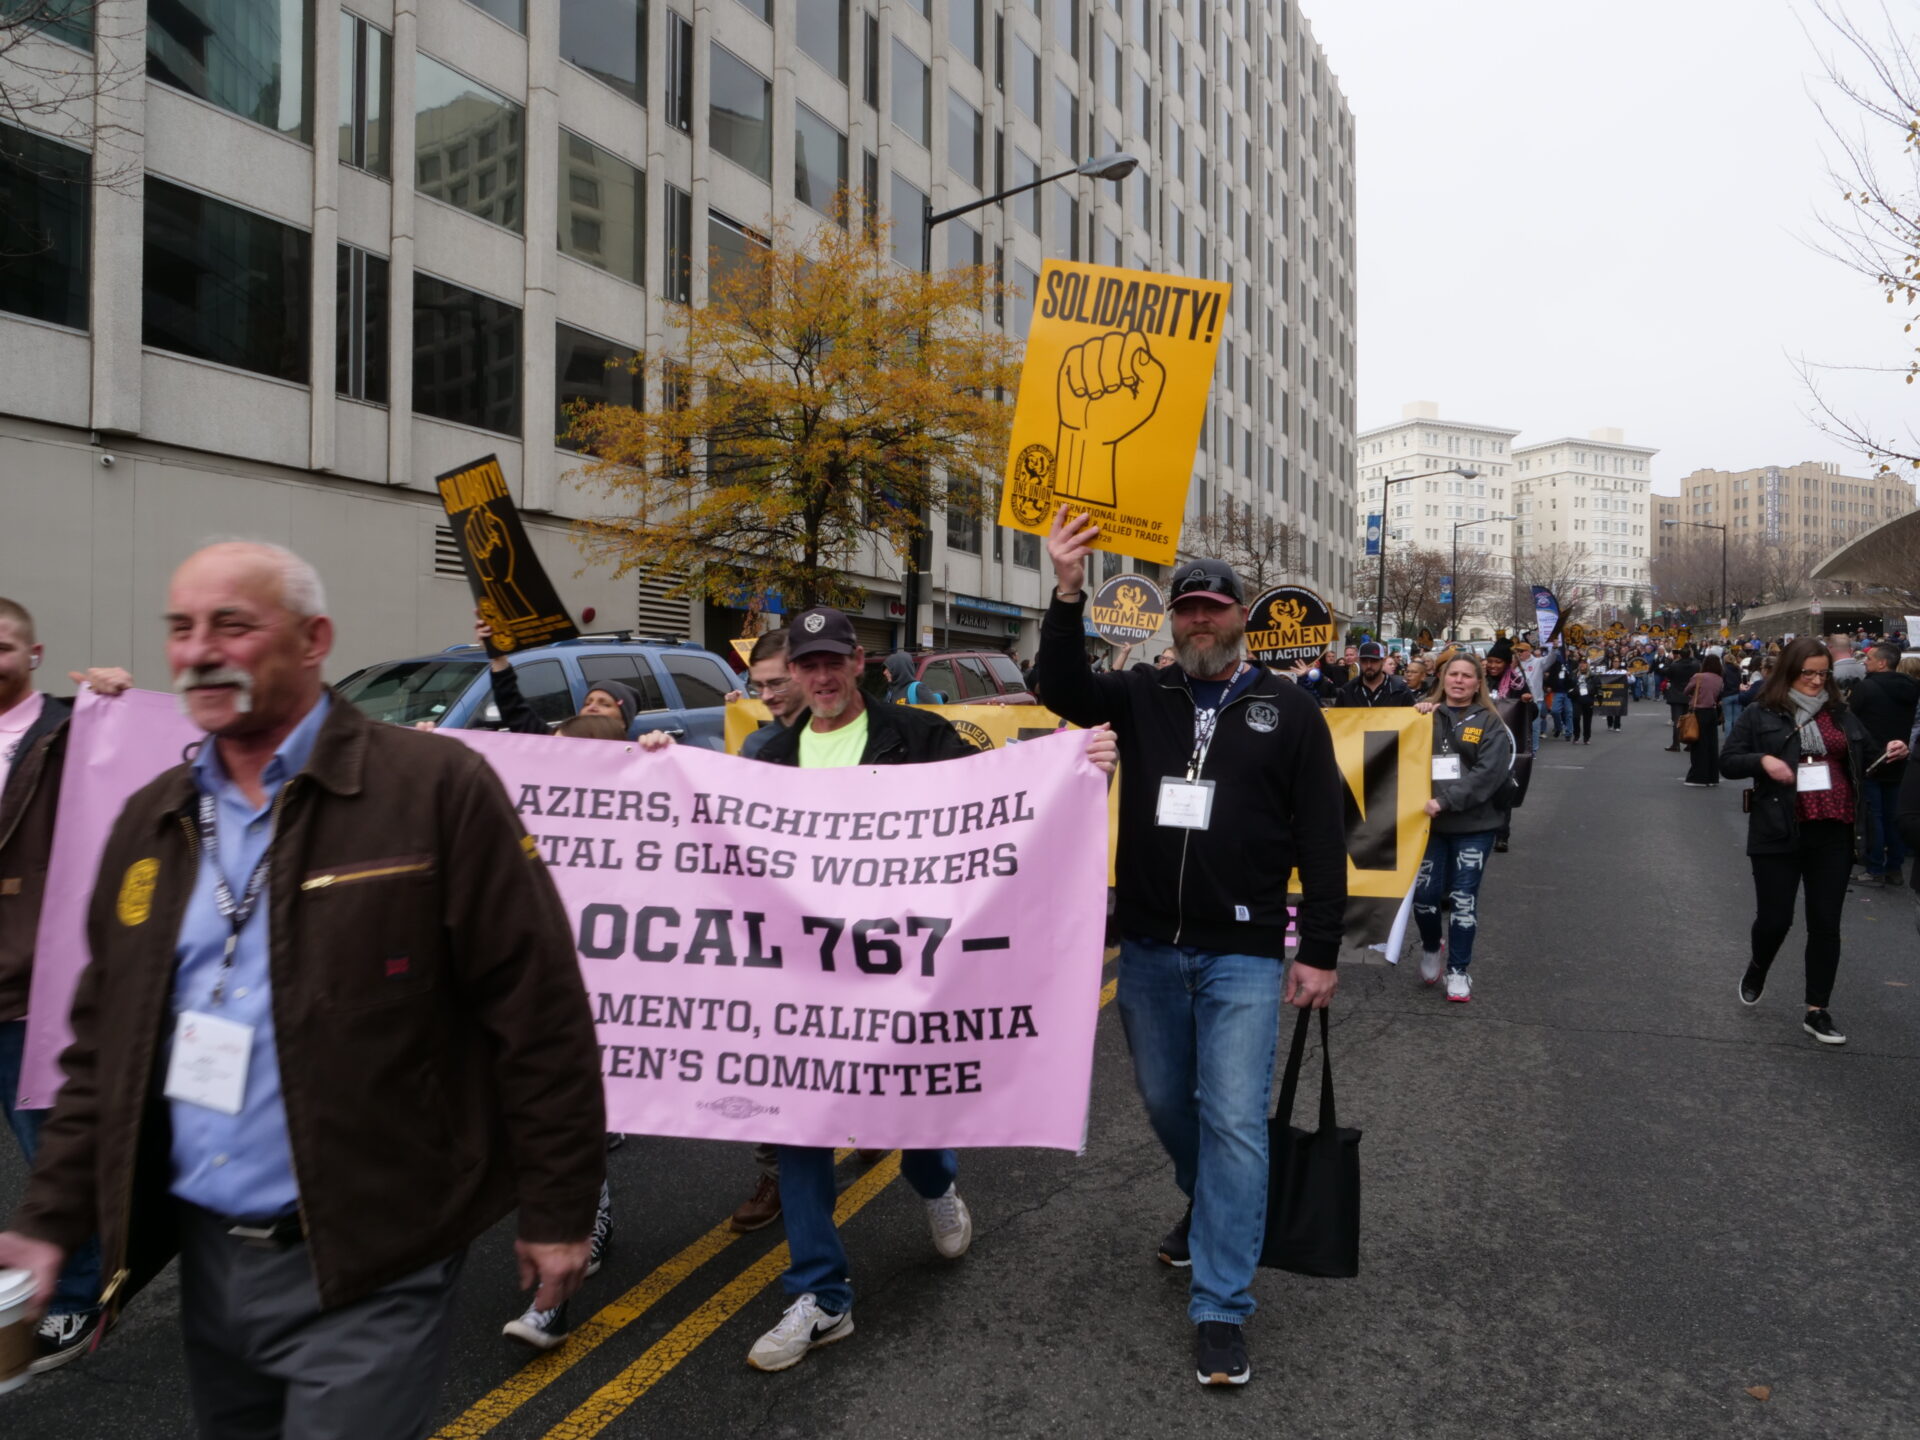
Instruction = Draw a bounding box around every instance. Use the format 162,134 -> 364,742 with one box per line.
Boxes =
786,607 -> 859,661
1357,641 -> 1386,659
1167,558 -> 1245,607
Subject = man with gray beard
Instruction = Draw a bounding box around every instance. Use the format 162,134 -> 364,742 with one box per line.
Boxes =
1036,508 -> 1347,1391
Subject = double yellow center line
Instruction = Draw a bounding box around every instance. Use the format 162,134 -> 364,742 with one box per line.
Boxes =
437,970 -> 1121,1439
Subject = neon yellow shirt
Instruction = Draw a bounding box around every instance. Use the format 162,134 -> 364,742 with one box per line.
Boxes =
798,709 -> 870,769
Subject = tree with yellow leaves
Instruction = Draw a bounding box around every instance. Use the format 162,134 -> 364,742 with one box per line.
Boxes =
567,214 -> 1021,614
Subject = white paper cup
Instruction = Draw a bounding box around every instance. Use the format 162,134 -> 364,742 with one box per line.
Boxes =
0,1267 -> 36,1395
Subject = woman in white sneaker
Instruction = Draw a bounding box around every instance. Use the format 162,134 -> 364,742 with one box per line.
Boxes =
1722,637 -> 1907,1046
1411,654 -> 1516,1002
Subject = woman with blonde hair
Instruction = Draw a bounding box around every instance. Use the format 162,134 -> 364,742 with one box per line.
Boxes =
1411,652 -> 1516,1001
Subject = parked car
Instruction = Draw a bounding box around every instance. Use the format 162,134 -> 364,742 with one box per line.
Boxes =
334,635 -> 740,749
858,650 -> 1036,705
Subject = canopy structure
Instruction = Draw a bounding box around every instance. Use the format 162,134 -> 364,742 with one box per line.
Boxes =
1809,508 -> 1920,586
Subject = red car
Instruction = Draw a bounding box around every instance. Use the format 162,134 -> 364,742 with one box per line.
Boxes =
859,650 -> 1036,705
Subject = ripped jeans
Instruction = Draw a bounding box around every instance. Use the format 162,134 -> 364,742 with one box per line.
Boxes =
1413,829 -> 1499,971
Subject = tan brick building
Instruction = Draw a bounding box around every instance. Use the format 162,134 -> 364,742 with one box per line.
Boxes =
1672,462 -> 1914,555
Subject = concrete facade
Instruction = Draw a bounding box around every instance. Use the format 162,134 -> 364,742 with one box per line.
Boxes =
1510,428 -> 1657,617
0,0 -> 1357,685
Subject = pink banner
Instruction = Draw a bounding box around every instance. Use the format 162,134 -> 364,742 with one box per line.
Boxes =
23,696 -> 1111,1151
19,690 -> 202,1108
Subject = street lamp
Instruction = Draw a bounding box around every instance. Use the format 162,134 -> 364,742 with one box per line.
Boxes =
897,153 -> 1143,649
1372,465 -> 1479,645
1451,514 -> 1518,642
1660,519 -> 1727,639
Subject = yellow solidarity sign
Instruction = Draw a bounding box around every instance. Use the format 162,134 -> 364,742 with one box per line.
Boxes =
998,260 -> 1231,566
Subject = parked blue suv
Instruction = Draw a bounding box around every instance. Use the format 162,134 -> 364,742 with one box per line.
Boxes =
334,636 -> 739,749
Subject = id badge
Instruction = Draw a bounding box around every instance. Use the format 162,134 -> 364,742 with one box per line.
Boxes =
1796,761 -> 1833,793
164,1010 -> 253,1116
1431,754 -> 1463,782
1156,777 -> 1216,830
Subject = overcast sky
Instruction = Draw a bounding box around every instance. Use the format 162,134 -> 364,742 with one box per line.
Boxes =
1306,0 -> 1918,493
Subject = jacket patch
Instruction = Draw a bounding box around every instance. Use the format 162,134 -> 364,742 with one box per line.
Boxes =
116,858 -> 160,926
1460,726 -> 1483,745
1244,702 -> 1278,733
385,956 -> 411,978
951,720 -> 994,752
521,834 -> 540,862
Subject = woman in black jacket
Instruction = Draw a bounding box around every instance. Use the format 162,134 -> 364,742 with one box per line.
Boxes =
1721,637 -> 1909,1045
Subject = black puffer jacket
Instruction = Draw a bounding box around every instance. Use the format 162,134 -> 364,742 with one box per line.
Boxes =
1721,700 -> 1875,856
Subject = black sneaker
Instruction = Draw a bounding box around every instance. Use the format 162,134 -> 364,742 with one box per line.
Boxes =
1157,1204 -> 1193,1268
1739,964 -> 1765,1006
587,1180 -> 613,1276
1493,838 -> 1510,853
504,1301 -> 570,1351
31,1309 -> 100,1373
1194,1321 -> 1250,1386
1804,1010 -> 1847,1046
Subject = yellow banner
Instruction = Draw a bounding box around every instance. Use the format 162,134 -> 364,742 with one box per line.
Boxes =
1312,708 -> 1435,900
998,260 -> 1231,565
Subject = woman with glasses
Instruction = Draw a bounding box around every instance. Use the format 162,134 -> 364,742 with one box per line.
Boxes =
1722,637 -> 1909,1045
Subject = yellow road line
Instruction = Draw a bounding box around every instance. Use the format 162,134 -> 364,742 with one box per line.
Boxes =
542,1153 -> 906,1440
536,969 -> 1126,1439
434,1146 -> 859,1438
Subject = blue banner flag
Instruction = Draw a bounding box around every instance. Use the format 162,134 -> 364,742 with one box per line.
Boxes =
1364,513 -> 1382,557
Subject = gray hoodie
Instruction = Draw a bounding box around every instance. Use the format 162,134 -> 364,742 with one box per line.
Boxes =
1430,702 -> 1517,835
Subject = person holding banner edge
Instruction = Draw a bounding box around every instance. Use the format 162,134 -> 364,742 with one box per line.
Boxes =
1038,506 -> 1346,1390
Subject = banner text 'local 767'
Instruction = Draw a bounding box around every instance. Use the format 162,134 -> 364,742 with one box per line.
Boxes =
998,260 -> 1231,565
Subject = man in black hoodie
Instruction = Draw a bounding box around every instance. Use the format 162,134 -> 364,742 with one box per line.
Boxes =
1853,642 -> 1918,884
1037,509 -> 1346,1391
1334,640 -> 1414,707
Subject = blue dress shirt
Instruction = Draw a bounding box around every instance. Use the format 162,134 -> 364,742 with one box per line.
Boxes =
168,693 -> 330,1218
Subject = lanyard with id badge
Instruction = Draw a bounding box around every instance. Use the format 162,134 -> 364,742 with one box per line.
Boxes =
1796,759 -> 1833,792
1158,666 -> 1248,830
1432,708 -> 1468,784
163,789 -> 275,1116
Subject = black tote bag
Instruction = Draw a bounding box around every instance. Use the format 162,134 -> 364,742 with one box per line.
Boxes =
1258,1007 -> 1361,1278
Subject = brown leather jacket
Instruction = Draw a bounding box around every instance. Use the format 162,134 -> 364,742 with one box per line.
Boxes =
10,696 -> 605,1323
0,695 -> 73,1023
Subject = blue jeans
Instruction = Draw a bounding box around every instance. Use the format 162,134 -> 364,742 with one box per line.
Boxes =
1551,694 -> 1573,736
1414,831 -> 1499,970
1116,938 -> 1282,1325
776,1143 -> 956,1314
0,1019 -> 102,1315
1864,777 -> 1908,877
1722,694 -> 1743,731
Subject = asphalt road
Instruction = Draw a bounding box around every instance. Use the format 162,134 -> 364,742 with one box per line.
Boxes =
7,699 -> 1920,1438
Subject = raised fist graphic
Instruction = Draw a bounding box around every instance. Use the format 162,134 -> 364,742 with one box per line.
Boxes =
1053,328 -> 1167,508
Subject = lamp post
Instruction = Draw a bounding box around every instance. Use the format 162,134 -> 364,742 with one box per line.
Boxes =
1660,519 -> 1727,637
1451,514 -> 1517,641
896,153 -> 1142,650
1372,465 -> 1479,645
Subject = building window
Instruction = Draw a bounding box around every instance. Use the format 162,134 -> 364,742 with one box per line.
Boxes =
339,12 -> 392,176
1013,36 -> 1039,119
946,475 -> 983,554
947,91 -> 982,188
12,0 -> 91,48
863,12 -> 880,105
795,103 -> 848,220
945,219 -> 981,273
148,0 -> 313,139
733,0 -> 769,22
708,209 -> 770,293
1103,35 -> 1121,107
1052,75 -> 1078,155
890,171 -> 926,269
465,0 -> 526,30
1050,188 -> 1078,261
1013,528 -> 1041,568
335,244 -> 387,402
949,0 -> 981,68
798,0 -> 849,81
0,122 -> 89,331
1012,148 -> 1038,234
561,0 -> 647,105
709,44 -> 772,180
663,183 -> 693,302
415,54 -> 524,233
556,323 -> 641,448
145,178 -> 309,381
558,131 -> 645,286
1012,259 -> 1037,334
413,272 -> 521,435
666,12 -> 695,131
1053,0 -> 1078,56
892,39 -> 930,147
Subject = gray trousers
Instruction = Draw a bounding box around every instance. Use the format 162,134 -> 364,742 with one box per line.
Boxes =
178,1204 -> 464,1440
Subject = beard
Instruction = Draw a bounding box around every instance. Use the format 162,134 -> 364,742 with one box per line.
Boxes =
1174,618 -> 1246,679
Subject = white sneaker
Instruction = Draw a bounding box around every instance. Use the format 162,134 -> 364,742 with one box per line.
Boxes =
1445,971 -> 1472,1003
747,1293 -> 854,1372
502,1301 -> 569,1351
1418,947 -> 1444,986
926,1184 -> 973,1259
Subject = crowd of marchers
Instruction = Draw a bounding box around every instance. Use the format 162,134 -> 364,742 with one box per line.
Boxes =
1,530 -> 1917,1436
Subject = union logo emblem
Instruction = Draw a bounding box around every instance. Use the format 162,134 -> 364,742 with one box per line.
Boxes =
116,858 -> 159,927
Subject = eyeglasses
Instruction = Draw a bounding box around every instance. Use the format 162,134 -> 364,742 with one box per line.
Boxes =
1793,667 -> 1830,679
